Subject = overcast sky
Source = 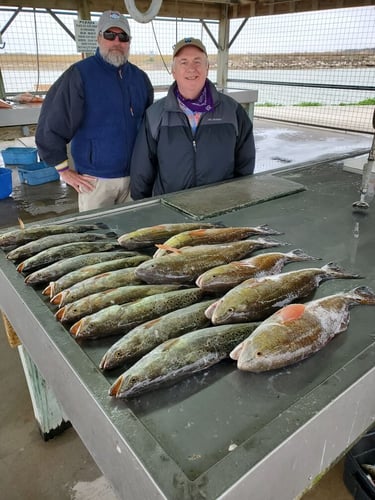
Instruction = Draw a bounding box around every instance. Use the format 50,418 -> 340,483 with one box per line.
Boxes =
0,5 -> 374,55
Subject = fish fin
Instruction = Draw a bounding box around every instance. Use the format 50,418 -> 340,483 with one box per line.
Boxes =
276,303 -> 306,323
154,244 -> 182,254
230,342 -> 244,360
18,218 -> 25,229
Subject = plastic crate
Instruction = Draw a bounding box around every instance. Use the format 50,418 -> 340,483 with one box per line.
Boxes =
344,428 -> 375,500
1,147 -> 38,165
17,162 -> 59,185
0,167 -> 13,199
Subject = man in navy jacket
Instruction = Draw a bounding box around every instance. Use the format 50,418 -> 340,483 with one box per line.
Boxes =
130,37 -> 255,200
36,11 -> 153,212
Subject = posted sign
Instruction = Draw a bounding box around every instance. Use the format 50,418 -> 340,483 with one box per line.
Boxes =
74,20 -> 97,53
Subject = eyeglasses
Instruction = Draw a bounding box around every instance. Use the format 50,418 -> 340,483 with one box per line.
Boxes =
102,31 -> 130,43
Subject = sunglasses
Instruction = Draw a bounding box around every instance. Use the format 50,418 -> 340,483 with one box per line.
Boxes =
102,31 -> 130,43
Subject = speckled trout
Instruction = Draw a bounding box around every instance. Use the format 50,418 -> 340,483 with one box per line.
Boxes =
196,249 -> 320,292
100,299 -> 216,370
230,286 -> 375,372
135,238 -> 286,285
153,225 -> 282,257
0,222 -> 109,249
51,268 -> 143,307
70,287 -> 207,339
208,262 -> 362,324
17,240 -> 122,273
6,231 -> 118,261
24,251 -> 137,286
109,322 -> 260,398
55,284 -> 185,324
117,222 -> 219,249
44,254 -> 151,298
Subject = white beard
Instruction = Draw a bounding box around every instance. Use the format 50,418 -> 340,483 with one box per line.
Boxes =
99,47 -> 128,67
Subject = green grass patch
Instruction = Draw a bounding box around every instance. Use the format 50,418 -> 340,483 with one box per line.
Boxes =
339,97 -> 375,106
255,102 -> 282,107
293,102 -> 322,107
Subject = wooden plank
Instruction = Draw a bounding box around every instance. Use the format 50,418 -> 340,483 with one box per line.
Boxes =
18,345 -> 71,441
0,0 -> 373,20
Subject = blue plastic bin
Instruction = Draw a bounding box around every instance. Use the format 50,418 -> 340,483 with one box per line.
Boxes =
17,162 -> 59,185
0,167 -> 13,199
1,147 -> 38,165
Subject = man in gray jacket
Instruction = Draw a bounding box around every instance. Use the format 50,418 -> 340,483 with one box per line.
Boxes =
130,37 -> 255,200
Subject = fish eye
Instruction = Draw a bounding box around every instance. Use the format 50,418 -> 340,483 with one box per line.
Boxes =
256,351 -> 262,357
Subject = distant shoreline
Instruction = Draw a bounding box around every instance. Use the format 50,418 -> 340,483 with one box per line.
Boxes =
1,50 -> 374,71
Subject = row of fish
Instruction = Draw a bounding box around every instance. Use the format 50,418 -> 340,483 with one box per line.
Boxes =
1,221 -> 373,400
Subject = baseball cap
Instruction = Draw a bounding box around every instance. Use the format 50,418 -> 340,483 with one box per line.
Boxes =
96,11 -> 131,37
173,38 -> 207,57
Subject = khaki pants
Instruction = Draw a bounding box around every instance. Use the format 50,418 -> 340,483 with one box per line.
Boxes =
78,176 -> 132,212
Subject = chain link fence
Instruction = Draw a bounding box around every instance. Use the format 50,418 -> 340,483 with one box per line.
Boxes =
0,6 -> 374,133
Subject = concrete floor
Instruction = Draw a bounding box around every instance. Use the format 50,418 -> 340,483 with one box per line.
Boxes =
0,119 -> 368,499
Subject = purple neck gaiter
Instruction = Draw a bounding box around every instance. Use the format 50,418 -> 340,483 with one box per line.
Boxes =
174,80 -> 214,113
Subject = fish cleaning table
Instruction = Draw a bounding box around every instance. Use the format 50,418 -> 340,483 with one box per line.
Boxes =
0,164 -> 374,500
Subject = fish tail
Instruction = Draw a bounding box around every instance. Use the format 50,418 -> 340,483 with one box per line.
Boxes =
349,286 -> 375,305
257,224 -> 283,235
257,238 -> 289,247
288,249 -> 321,261
323,262 -> 363,279
109,375 -> 124,396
